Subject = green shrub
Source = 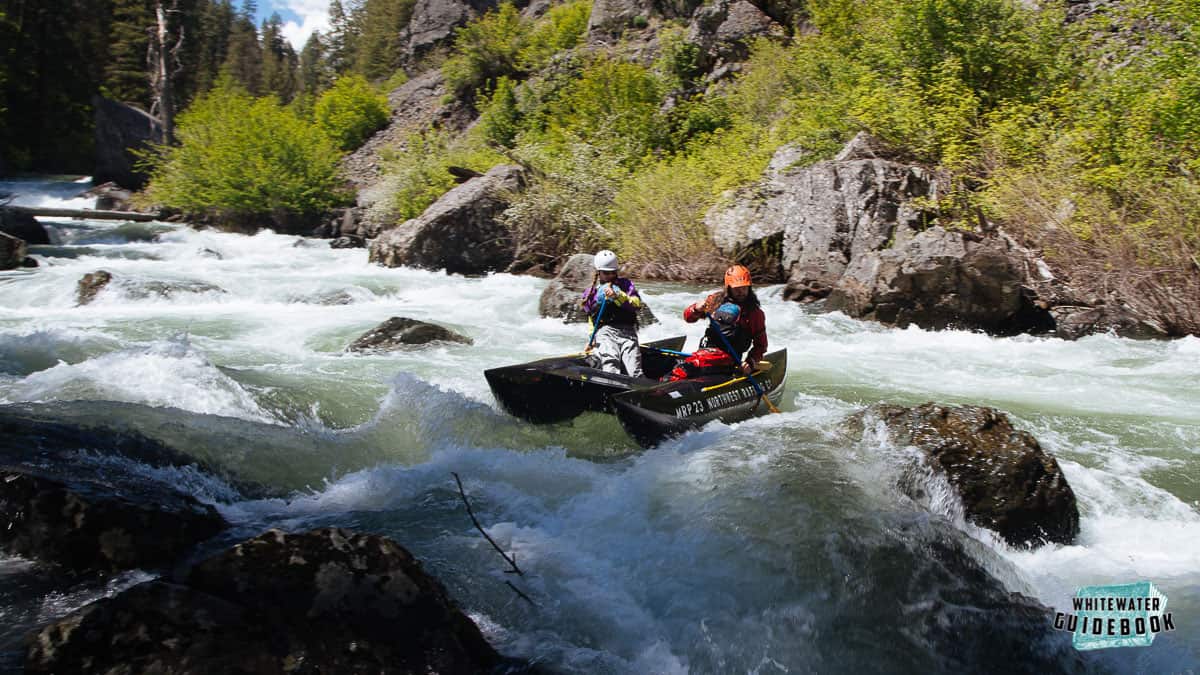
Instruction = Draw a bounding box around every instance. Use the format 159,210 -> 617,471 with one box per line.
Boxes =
518,0 -> 591,70
479,76 -> 522,147
142,84 -> 347,216
655,25 -> 702,91
501,142 -> 625,267
545,57 -> 667,165
441,2 -> 525,100
313,74 -> 390,150
612,158 -> 725,279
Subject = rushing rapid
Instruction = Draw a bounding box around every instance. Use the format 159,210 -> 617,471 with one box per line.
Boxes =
1,177 -> 1197,672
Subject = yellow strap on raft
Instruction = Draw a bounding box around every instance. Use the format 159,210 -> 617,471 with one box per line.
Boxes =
699,362 -> 773,392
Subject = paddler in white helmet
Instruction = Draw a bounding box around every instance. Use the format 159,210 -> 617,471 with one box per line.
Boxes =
581,250 -> 646,378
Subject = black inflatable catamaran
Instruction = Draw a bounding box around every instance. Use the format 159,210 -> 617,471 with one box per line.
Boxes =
484,336 -> 787,446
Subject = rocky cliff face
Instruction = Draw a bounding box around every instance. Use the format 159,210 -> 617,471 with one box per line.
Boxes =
706,134 -> 1181,338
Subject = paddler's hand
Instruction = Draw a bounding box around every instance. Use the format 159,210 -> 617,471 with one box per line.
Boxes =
689,302 -> 707,317
741,361 -> 753,374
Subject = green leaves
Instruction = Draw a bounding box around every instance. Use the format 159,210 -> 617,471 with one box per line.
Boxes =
314,74 -> 390,150
143,83 -> 347,216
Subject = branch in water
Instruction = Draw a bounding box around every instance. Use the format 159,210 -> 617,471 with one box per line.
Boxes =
451,472 -> 524,576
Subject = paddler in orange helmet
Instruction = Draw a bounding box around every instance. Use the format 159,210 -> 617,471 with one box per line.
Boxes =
681,265 -> 768,375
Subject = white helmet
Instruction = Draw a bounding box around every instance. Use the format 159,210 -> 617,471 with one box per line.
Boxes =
593,250 -> 619,271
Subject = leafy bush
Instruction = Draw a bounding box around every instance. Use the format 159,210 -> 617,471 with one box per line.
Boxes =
478,76 -> 522,148
518,0 -> 591,70
365,128 -> 506,226
655,25 -> 702,91
501,142 -> 625,268
142,84 -> 347,216
313,74 -> 390,150
441,2 -> 525,100
612,158 -> 726,280
544,57 -> 667,165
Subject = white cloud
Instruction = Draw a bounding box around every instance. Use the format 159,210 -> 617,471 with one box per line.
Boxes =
275,0 -> 332,49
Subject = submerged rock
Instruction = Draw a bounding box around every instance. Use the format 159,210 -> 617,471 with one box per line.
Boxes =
75,269 -> 224,305
538,253 -> 659,325
347,316 -> 474,351
845,403 -> 1079,548
25,528 -> 502,674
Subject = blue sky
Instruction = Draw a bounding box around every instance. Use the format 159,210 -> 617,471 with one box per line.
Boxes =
254,0 -> 331,49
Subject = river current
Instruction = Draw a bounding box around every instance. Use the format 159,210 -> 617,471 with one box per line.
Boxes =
1,178 -> 1197,672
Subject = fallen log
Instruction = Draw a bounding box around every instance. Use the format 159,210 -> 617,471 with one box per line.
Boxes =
4,205 -> 160,222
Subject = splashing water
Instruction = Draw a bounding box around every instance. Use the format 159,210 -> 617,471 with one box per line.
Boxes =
1,179 -> 1197,672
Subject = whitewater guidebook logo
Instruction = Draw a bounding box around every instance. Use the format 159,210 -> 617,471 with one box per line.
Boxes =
1054,581 -> 1176,650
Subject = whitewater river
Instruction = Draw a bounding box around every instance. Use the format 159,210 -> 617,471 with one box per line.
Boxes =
1,178 -> 1197,672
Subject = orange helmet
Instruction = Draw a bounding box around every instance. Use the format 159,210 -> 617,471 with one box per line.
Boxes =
724,265 -> 752,288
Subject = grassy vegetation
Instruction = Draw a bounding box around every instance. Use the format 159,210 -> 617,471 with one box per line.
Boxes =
144,0 -> 1199,321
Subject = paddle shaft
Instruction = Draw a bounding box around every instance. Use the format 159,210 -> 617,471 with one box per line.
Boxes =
585,292 -> 608,351
706,315 -> 781,414
645,346 -> 692,357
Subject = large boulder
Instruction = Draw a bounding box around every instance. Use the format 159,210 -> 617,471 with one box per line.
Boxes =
687,0 -> 784,69
1,231 -> 27,270
0,468 -> 227,572
369,164 -> 524,274
26,528 -> 502,674
707,138 -> 936,292
92,96 -> 163,191
706,135 -> 1077,335
347,317 -> 474,352
588,0 -> 653,39
80,181 -> 134,211
538,253 -> 659,325
826,227 -> 1049,333
0,409 -> 230,573
1,207 -> 51,245
846,403 -> 1080,548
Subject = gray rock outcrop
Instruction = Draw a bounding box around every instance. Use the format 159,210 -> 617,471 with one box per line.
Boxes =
347,317 -> 474,352
687,0 -> 784,69
538,253 -> 659,325
826,226 -> 1045,333
92,96 -> 163,191
1,207 -> 51,245
846,403 -> 1080,548
25,528 -> 501,674
707,137 -> 937,294
369,164 -> 524,274
1,231 -> 27,270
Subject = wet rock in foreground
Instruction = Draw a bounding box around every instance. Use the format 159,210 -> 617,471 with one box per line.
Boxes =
26,528 -> 502,675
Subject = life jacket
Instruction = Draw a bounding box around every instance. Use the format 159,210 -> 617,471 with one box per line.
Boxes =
700,302 -> 751,356
586,280 -> 639,328
663,348 -> 738,382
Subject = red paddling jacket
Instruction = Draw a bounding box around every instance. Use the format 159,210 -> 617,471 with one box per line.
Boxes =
682,290 -> 768,366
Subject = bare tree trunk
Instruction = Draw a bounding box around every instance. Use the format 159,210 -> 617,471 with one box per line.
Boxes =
149,1 -> 183,145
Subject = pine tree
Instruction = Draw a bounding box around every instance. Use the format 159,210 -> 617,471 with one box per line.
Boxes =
220,0 -> 262,94
104,0 -> 154,107
325,0 -> 362,77
298,31 -> 330,96
261,13 -> 298,101
353,0 -> 414,82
